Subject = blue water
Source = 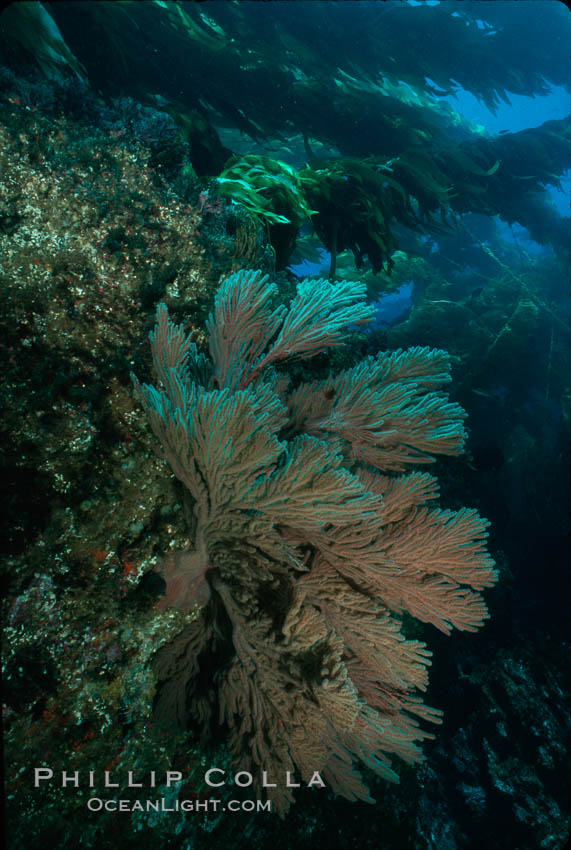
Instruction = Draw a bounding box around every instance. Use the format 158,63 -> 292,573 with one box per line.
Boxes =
370,282 -> 414,328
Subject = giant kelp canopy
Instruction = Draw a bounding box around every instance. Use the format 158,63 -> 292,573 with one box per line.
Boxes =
1,0 -> 569,269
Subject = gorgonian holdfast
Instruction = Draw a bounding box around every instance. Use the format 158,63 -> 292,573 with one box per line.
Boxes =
132,269 -> 497,816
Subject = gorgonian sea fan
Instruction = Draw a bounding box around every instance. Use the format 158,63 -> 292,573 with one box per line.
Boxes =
132,270 -> 497,816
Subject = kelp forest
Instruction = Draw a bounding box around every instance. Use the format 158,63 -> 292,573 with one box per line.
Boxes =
0,3 -> 569,849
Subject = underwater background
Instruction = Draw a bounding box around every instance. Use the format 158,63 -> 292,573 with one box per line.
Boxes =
0,2 -> 569,848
